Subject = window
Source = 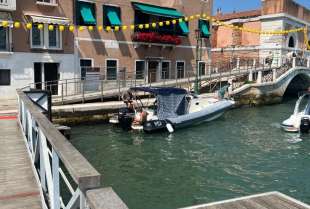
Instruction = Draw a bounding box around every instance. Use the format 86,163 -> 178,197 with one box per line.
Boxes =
48,25 -> 60,48
161,61 -> 170,79
198,61 -> 206,76
176,61 -> 185,79
80,59 -> 93,79
31,24 -> 62,49
106,59 -> 118,80
103,5 -> 121,28
76,0 -> 96,26
0,27 -> 9,51
31,24 -> 43,48
135,60 -> 145,79
0,69 -> 10,86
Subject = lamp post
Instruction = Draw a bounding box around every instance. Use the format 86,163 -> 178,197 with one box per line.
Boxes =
195,29 -> 202,95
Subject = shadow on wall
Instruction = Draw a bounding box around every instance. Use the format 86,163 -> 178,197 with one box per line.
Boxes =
115,32 -> 132,57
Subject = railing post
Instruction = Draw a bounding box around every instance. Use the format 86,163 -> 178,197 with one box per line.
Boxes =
65,79 -> 68,96
248,69 -> 253,82
307,57 -> 310,68
52,149 -> 60,209
293,57 -> 297,68
272,68 -> 277,82
61,83 -> 64,105
257,70 -> 262,84
237,57 -> 240,70
82,80 -> 85,103
253,58 -> 256,69
101,80 -> 104,102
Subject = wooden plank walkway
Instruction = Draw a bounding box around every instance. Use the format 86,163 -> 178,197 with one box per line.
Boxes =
0,116 -> 42,209
181,192 -> 310,209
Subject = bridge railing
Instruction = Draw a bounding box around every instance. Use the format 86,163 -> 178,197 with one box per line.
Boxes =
22,56 -> 309,104
17,89 -> 129,209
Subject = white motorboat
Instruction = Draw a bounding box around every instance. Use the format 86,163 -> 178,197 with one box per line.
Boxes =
109,87 -> 235,133
281,93 -> 310,133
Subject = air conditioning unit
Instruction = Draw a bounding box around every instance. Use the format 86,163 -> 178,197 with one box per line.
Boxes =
0,0 -> 16,11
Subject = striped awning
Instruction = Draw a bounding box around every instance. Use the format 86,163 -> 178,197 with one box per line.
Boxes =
25,14 -> 70,25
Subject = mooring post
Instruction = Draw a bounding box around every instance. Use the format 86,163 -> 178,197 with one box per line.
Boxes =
307,57 -> 310,68
257,70 -> 262,84
237,57 -> 240,70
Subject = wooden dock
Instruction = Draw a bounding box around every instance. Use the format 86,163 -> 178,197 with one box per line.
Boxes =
181,192 -> 310,209
0,116 -> 42,209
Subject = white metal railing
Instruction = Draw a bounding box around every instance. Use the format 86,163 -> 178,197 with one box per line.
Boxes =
0,0 -> 16,11
17,90 -> 129,209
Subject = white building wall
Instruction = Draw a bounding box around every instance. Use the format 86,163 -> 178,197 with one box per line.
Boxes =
0,52 -> 76,100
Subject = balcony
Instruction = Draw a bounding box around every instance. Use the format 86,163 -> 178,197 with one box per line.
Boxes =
0,0 -> 16,11
132,32 -> 182,46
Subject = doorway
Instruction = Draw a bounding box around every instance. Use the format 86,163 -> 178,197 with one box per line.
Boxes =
34,63 -> 42,89
45,63 -> 59,95
148,61 -> 159,83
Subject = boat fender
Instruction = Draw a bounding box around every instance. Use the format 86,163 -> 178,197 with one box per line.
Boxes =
166,123 -> 174,133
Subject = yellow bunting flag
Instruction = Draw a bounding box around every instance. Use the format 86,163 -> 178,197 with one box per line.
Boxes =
184,17 -> 189,21
59,25 -> 65,32
69,25 -> 75,32
114,26 -> 120,31
48,25 -> 54,31
38,24 -> 44,30
98,25 -> 103,31
2,21 -> 8,27
122,25 -> 127,30
106,26 -> 111,31
165,21 -> 170,26
145,24 -> 149,29
130,25 -> 135,30
172,20 -> 177,25
138,24 -> 143,29
152,23 -> 156,28
178,18 -> 183,23
88,26 -> 94,31
78,26 -> 84,31
159,22 -> 164,27
14,22 -> 20,29
26,23 -> 32,30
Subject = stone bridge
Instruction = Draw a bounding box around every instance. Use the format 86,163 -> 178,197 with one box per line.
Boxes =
232,67 -> 310,106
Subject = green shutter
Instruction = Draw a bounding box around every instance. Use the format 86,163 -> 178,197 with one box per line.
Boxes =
106,6 -> 121,26
132,2 -> 183,18
179,21 -> 189,35
199,19 -> 211,38
80,3 -> 96,25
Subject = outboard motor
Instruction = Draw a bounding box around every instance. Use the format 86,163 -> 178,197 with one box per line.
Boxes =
300,117 -> 310,134
118,107 -> 135,131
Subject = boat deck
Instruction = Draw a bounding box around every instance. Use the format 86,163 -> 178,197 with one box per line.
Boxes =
181,192 -> 310,209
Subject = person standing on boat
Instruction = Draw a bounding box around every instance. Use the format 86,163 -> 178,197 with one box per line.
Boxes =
218,83 -> 231,100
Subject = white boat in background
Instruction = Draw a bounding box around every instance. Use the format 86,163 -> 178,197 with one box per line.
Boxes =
110,87 -> 235,133
281,93 -> 310,133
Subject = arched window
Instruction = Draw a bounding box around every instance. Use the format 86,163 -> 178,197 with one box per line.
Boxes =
288,36 -> 295,48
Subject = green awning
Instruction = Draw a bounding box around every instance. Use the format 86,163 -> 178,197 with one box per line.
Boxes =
179,21 -> 189,35
132,2 -> 183,18
199,19 -> 211,38
106,7 -> 121,26
80,3 -> 96,25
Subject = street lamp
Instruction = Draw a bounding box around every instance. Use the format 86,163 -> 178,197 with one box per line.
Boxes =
195,29 -> 202,95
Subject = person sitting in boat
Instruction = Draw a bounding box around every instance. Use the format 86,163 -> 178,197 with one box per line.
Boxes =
133,108 -> 148,125
218,83 -> 231,100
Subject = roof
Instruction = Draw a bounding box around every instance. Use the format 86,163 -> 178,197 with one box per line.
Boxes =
214,10 -> 261,21
130,87 -> 187,95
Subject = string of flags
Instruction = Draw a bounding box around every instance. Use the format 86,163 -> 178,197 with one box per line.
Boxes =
0,13 -> 307,36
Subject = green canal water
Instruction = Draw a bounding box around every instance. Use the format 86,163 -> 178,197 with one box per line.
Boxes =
71,100 -> 310,209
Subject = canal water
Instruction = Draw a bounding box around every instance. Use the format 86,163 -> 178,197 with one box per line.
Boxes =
71,99 -> 310,209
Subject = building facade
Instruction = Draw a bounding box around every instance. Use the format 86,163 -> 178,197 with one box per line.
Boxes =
0,0 -> 213,99
75,0 -> 213,84
212,0 -> 310,65
0,0 -> 77,99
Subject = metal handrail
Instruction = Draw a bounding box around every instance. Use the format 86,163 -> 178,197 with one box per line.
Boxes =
17,89 -> 128,209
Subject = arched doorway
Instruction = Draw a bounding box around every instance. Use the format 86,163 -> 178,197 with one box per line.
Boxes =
288,36 -> 295,48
